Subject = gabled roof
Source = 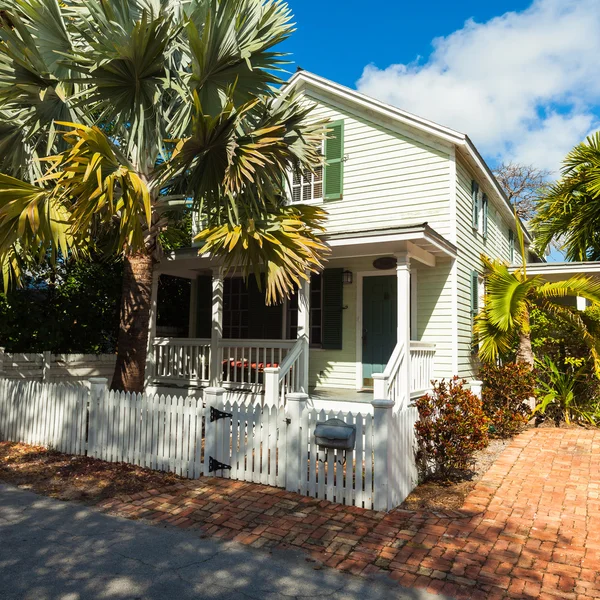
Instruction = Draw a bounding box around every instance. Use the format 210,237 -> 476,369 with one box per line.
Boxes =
283,70 -> 533,244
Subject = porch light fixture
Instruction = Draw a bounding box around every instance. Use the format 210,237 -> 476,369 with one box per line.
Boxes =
343,270 -> 353,284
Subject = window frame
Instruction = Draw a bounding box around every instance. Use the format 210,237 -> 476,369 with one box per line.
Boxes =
289,140 -> 325,205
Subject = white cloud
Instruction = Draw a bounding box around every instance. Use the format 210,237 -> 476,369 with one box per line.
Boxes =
356,0 -> 600,174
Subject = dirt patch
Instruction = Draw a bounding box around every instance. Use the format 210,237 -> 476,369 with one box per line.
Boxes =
401,437 -> 510,511
0,441 -> 183,503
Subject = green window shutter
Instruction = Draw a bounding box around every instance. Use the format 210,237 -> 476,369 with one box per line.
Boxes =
509,229 -> 515,263
323,120 -> 344,200
482,194 -> 489,238
322,268 -> 344,349
470,271 -> 479,317
472,180 -> 479,229
196,275 -> 212,339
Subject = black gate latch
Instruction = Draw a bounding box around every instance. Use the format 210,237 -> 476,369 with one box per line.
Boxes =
210,407 -> 233,422
209,456 -> 232,473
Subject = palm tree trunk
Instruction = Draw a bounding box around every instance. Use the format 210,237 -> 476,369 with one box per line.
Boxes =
111,252 -> 156,392
516,310 -> 535,369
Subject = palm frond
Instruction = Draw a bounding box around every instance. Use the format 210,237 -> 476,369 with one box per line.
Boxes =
195,202 -> 330,304
480,255 -> 538,332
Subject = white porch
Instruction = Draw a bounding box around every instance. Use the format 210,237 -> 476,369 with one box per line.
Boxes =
145,224 -> 456,410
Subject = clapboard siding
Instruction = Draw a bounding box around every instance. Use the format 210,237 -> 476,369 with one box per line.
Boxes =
455,160 -> 523,379
302,97 -> 452,238
416,257 -> 454,380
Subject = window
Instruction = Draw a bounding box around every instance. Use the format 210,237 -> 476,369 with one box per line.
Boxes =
482,194 -> 489,238
470,271 -> 485,319
223,277 -> 249,339
472,180 -> 480,230
509,229 -> 515,263
287,273 -> 323,346
291,166 -> 323,203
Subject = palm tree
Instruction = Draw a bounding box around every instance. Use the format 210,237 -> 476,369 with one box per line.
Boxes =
474,254 -> 600,372
533,132 -> 600,260
0,0 -> 329,392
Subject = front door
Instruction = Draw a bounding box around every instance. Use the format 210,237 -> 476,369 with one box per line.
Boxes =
362,276 -> 397,387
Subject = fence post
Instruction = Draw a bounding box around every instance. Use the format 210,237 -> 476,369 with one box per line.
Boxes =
285,392 -> 308,493
372,398 -> 395,511
203,386 -> 225,477
372,373 -> 388,401
471,380 -> 483,399
0,347 -> 5,378
264,367 -> 280,407
42,351 -> 52,382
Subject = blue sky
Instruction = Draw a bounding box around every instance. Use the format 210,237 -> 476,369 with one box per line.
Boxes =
280,0 -> 600,177
282,1 -> 530,89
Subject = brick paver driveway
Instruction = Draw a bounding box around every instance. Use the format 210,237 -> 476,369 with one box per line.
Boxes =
99,428 -> 600,599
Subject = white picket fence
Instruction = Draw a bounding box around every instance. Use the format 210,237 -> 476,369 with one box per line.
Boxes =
0,378 -> 419,511
0,379 -> 89,455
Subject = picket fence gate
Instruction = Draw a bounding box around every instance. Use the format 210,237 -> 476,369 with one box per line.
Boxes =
0,378 -> 419,511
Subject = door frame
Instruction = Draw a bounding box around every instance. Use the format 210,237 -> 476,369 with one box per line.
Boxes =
355,270 -> 398,390
355,269 -> 418,390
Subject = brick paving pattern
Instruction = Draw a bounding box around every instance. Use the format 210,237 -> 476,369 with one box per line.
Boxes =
98,428 -> 600,599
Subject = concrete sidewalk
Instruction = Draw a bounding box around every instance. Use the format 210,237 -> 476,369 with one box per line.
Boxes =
0,483 -> 445,600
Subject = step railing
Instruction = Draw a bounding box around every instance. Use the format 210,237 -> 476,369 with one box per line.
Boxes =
409,342 -> 436,397
373,341 -> 436,408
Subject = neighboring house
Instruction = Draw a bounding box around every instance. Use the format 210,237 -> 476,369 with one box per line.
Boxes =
145,70 -> 537,412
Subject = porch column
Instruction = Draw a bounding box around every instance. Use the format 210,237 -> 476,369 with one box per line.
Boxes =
188,275 -> 198,337
144,269 -> 160,389
395,253 -> 411,408
297,277 -> 310,393
209,269 -> 224,387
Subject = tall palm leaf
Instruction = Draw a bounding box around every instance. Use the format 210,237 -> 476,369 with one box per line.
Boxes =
533,132 -> 600,260
0,0 -> 329,391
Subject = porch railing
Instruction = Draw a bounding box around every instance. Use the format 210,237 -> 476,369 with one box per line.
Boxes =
153,338 -> 211,384
219,339 -> 296,390
152,337 -> 298,392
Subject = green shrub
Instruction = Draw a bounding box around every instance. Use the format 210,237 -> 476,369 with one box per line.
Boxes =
535,357 -> 600,426
414,377 -> 490,480
480,362 -> 534,438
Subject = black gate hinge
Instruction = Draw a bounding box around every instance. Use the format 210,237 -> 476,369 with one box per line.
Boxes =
209,456 -> 232,473
210,407 -> 233,422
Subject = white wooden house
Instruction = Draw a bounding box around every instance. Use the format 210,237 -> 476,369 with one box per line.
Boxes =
145,70 -> 536,412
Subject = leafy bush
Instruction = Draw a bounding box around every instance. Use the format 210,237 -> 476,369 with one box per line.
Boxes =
414,377 -> 490,480
480,362 -> 534,437
535,357 -> 600,426
530,306 -> 600,424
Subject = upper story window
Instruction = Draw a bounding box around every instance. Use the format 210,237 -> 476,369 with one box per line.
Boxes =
290,119 -> 345,204
471,180 -> 488,238
292,166 -> 323,203
509,229 -> 515,263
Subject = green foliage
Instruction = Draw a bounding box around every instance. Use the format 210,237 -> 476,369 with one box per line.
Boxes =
533,132 -> 600,260
475,250 -> 600,371
414,377 -> 490,480
0,0 -> 330,301
480,362 -> 534,438
534,357 -> 600,425
0,258 -> 122,353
